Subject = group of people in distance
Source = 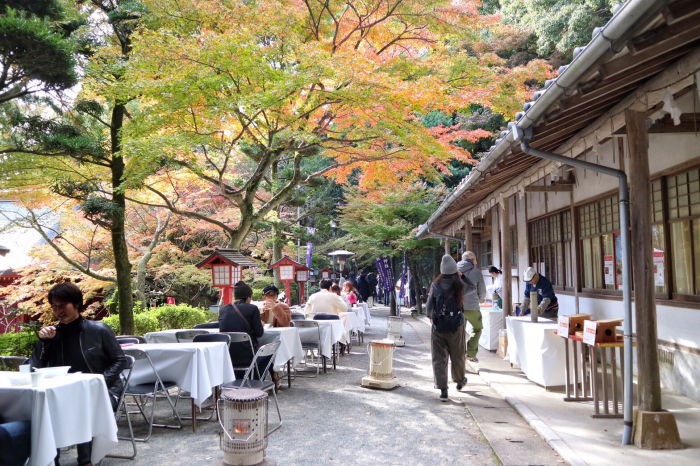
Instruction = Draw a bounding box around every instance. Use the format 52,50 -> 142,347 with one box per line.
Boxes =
427,252 -> 559,401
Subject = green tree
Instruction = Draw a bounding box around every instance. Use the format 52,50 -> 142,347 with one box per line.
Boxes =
0,0 -> 78,103
500,0 -> 615,59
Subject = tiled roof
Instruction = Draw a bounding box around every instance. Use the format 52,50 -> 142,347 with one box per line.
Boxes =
195,248 -> 260,268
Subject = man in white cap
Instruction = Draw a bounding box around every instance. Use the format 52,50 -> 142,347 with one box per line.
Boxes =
426,254 -> 468,402
521,267 -> 559,319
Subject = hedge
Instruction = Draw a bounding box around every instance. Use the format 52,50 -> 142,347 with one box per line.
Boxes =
102,304 -> 214,335
0,331 -> 38,358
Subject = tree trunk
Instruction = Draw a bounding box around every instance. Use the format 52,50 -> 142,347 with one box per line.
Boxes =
110,103 -> 133,335
627,109 -> 662,412
409,258 -> 423,314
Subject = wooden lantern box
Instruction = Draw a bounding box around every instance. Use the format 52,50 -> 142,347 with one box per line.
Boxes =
557,313 -> 593,336
583,318 -> 623,345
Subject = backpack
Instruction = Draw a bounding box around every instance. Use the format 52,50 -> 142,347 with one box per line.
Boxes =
432,282 -> 464,334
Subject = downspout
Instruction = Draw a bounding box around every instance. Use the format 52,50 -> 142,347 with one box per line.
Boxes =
518,126 -> 634,445
425,227 -> 466,249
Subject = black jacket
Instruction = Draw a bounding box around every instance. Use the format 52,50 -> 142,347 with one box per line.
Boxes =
357,275 -> 370,301
29,318 -> 127,401
219,301 -> 265,368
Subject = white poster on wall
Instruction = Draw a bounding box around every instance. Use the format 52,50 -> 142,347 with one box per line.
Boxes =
604,255 -> 615,286
653,250 -> 665,286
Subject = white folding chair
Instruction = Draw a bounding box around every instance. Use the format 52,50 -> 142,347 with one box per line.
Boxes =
221,341 -> 283,434
293,320 -> 322,377
108,355 -> 137,459
175,330 -> 208,343
121,348 -> 183,442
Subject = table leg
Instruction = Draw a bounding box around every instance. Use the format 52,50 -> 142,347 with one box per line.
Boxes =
573,341 -> 579,398
601,347 -> 609,415
191,399 -> 197,433
581,342 -> 588,399
590,347 -> 599,416
287,360 -> 292,388
564,339 -> 571,398
611,347 -> 618,415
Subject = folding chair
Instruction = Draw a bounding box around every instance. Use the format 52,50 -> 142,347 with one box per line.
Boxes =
290,313 -> 306,321
175,330 -> 207,343
107,355 -> 137,459
121,348 -> 182,442
313,314 -> 340,370
117,338 -> 141,345
221,341 -> 282,434
221,332 -> 260,379
293,320 -> 322,377
0,356 -> 28,371
117,335 -> 147,344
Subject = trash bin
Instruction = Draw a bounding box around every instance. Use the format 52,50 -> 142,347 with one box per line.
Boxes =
498,329 -> 508,359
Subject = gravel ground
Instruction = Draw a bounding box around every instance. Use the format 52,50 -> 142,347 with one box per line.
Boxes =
62,306 -> 500,466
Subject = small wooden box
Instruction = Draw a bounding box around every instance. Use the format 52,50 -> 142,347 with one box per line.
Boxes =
583,318 -> 623,345
558,313 -> 593,336
498,334 -> 508,358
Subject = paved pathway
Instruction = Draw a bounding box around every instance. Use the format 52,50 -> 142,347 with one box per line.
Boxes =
73,306 -> 560,465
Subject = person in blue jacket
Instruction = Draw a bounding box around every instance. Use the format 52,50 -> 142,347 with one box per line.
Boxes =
521,267 -> 559,319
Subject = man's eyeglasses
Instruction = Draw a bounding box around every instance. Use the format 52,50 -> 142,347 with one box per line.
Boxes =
50,302 -> 70,311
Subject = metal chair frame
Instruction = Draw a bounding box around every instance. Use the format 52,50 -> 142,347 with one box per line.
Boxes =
108,355 -> 137,459
221,341 -> 283,434
0,356 -> 28,371
221,332 -> 260,379
121,348 -> 183,442
116,338 -> 140,345
293,320 -> 322,377
117,335 -> 147,344
174,330 -> 208,343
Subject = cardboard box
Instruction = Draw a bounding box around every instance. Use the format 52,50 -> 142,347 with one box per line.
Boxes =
498,330 -> 508,358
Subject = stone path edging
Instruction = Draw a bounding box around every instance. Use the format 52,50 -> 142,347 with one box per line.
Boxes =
413,314 -> 587,466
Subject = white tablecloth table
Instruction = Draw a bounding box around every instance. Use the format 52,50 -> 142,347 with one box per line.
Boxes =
144,328 -> 217,343
353,303 -> 371,326
506,316 -> 572,388
0,372 -> 118,466
340,311 -> 364,335
127,342 -> 234,407
258,327 -> 304,370
475,307 -> 504,351
297,319 -> 347,358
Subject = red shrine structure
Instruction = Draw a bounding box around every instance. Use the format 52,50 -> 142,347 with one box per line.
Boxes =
196,249 -> 259,305
269,256 -> 311,306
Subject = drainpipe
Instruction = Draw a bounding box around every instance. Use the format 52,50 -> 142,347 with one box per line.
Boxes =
425,227 -> 466,249
518,126 -> 634,445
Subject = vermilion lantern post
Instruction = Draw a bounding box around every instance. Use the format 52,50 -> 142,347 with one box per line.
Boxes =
270,256 -> 308,306
295,268 -> 309,304
196,249 -> 259,306
320,268 -> 331,280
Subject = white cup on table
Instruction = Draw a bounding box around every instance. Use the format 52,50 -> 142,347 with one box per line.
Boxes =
30,371 -> 45,387
19,364 -> 31,374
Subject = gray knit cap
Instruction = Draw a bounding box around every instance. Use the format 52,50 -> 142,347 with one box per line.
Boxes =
440,254 -> 458,275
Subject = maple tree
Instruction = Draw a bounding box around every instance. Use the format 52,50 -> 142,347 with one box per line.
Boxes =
119,0 -> 550,250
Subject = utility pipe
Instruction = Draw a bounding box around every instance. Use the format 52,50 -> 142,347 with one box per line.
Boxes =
425,227 -> 466,248
518,126 -> 634,445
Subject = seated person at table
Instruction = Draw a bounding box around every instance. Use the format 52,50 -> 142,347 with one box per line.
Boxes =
219,281 -> 274,382
341,281 -> 358,307
521,267 -> 559,319
29,282 -> 126,466
332,284 -> 352,311
260,285 -> 292,327
306,279 -> 348,315
0,416 -> 31,466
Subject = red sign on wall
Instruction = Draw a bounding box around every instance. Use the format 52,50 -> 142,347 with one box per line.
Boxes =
166,297 -> 175,305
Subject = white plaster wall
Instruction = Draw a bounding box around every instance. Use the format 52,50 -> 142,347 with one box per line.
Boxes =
648,133 -> 700,175
572,139 -> 620,203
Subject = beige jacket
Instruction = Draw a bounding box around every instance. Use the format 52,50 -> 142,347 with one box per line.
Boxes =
306,289 -> 347,315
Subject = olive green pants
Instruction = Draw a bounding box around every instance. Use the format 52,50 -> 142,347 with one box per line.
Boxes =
463,309 -> 483,358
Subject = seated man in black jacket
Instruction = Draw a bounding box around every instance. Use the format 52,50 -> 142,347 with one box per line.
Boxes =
219,281 -> 265,375
29,282 -> 126,466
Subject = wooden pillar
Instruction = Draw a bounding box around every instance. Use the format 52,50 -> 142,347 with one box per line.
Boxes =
444,238 -> 450,255
500,197 -> 512,327
464,219 -> 472,252
571,192 -> 580,314
626,109 -> 662,412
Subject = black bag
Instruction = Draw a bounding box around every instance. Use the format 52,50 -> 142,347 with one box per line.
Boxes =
432,283 -> 464,334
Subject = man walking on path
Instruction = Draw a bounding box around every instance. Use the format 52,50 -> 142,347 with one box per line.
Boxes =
458,251 -> 486,363
426,254 -> 468,401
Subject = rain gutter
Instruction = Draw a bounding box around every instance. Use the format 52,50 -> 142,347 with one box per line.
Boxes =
416,0 -> 661,245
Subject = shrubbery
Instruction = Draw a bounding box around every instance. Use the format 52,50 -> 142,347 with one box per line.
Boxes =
0,331 -> 38,358
102,303 -> 215,335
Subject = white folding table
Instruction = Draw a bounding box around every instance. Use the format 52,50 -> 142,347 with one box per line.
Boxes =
0,372 -> 118,466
